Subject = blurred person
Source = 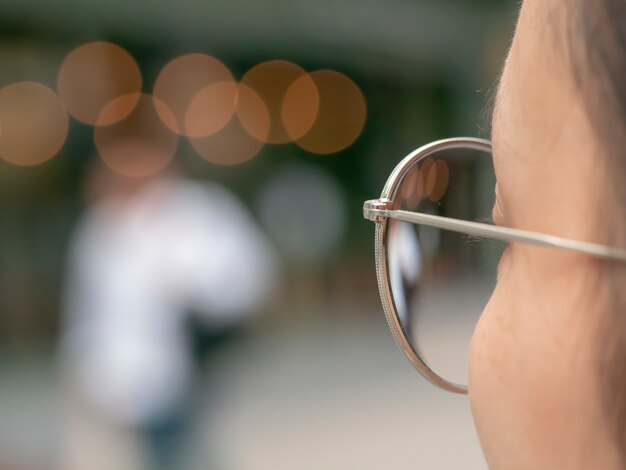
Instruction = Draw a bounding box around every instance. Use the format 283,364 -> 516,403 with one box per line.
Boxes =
59,161 -> 278,470
467,1 -> 626,468
387,221 -> 421,338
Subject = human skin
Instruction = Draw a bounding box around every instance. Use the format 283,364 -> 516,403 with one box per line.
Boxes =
467,1 -> 621,469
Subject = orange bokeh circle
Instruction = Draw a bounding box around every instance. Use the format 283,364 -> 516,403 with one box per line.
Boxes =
189,118 -> 265,166
236,84 -> 271,144
153,54 -> 234,136
0,82 -> 69,166
400,164 -> 421,210
426,159 -> 450,202
57,41 -> 142,126
188,84 -> 269,166
184,81 -> 238,138
94,94 -> 178,177
283,70 -> 366,154
241,60 -> 318,144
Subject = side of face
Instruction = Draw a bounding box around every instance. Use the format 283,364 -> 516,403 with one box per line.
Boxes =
468,1 -> 621,468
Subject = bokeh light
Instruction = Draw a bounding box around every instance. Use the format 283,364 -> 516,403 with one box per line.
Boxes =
184,81 -> 238,138
57,41 -> 142,125
241,60 -> 318,144
427,160 -> 449,202
416,157 -> 434,199
400,164 -> 421,210
189,84 -> 269,166
280,72 -> 320,143
188,118 -> 264,166
257,163 -> 347,266
153,54 -> 234,136
283,70 -> 366,154
235,84 -> 271,143
0,81 -> 68,166
94,94 -> 178,177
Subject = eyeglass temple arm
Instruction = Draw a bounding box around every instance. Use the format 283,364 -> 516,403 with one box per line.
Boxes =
364,201 -> 626,262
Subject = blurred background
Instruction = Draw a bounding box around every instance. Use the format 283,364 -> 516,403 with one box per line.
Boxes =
0,1 -> 517,469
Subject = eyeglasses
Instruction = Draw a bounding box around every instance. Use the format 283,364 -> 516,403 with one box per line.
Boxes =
363,137 -> 626,394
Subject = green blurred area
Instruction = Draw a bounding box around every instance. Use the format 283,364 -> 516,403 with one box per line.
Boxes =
0,0 -> 517,346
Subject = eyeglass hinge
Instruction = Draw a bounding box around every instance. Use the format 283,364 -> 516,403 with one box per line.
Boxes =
363,199 -> 391,223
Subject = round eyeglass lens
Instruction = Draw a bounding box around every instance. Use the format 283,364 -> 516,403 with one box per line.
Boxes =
385,145 -> 503,388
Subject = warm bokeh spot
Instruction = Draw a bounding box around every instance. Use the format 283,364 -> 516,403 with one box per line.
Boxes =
189,114 -> 266,166
241,60 -> 316,144
94,94 -> 178,177
400,164 -> 421,210
0,82 -> 69,166
281,72 -> 320,142
153,54 -> 234,136
184,81 -> 238,138
57,41 -> 142,125
426,159 -> 450,202
236,84 -> 271,143
416,157 -> 434,199
284,70 -> 365,154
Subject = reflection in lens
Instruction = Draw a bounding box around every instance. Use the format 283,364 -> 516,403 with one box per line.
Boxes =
388,222 -> 422,335
386,146 -> 502,387
400,164 -> 420,210
427,160 -> 449,202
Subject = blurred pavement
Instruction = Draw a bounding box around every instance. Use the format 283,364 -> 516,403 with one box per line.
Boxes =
0,315 -> 486,470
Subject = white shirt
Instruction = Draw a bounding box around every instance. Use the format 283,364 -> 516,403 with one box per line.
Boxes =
61,177 -> 278,425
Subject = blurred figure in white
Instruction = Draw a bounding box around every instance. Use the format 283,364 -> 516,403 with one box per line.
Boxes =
387,221 -> 422,337
59,162 -> 278,470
